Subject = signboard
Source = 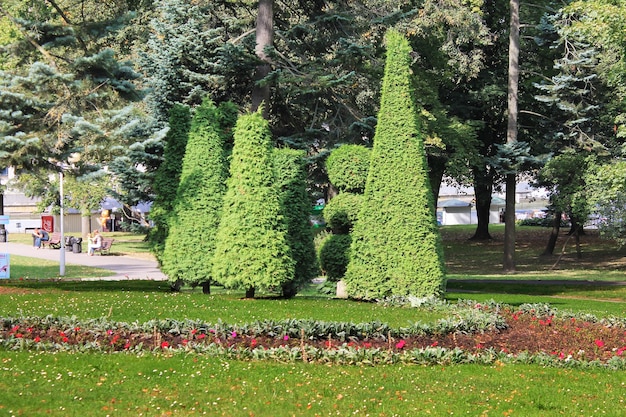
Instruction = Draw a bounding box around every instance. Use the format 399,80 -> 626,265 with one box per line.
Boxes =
0,215 -> 8,225
0,253 -> 9,279
41,215 -> 54,232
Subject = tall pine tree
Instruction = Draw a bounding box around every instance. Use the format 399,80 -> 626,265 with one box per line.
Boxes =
344,30 -> 446,300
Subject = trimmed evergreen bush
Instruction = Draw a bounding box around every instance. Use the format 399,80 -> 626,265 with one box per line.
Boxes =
318,233 -> 352,281
161,98 -> 229,290
212,111 -> 295,298
273,148 -> 320,297
322,192 -> 363,234
326,144 -> 371,193
344,30 -> 446,300
148,104 -> 191,263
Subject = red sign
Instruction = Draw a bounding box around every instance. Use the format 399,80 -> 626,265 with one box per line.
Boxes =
41,215 -> 54,232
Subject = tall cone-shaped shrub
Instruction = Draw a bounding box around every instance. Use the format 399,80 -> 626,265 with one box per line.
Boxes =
212,111 -> 294,298
161,98 -> 228,290
149,104 -> 191,264
273,148 -> 319,297
344,30 -> 446,300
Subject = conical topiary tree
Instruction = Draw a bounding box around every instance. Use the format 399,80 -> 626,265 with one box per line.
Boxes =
212,110 -> 294,298
161,98 -> 229,292
344,29 -> 446,300
148,104 -> 191,264
273,148 -> 319,297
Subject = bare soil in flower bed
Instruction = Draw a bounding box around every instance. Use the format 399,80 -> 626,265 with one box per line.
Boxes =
4,309 -> 625,362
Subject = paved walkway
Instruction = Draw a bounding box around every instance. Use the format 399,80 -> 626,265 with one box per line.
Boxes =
1,241 -> 167,281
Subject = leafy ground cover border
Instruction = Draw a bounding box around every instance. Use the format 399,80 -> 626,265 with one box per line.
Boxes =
2,299 -> 625,369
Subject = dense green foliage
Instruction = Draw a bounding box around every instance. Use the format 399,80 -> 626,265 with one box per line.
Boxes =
273,148 -> 320,297
345,30 -> 446,300
318,233 -> 352,281
325,145 -> 371,193
161,99 -> 228,288
212,111 -> 294,297
322,193 -> 363,234
148,104 -> 191,262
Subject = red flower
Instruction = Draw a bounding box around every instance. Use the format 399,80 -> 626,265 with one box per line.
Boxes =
395,340 -> 406,349
617,347 -> 626,356
15,333 -> 23,338
251,339 -> 258,348
34,336 -> 41,343
363,342 -> 372,349
191,329 -> 198,335
197,334 -> 206,340
283,335 -> 289,341
62,337 -> 69,343
161,341 -> 169,348
594,339 -> 605,348
124,342 -> 131,349
431,341 -> 439,347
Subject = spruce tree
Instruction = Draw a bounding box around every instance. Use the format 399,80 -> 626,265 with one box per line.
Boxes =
148,104 -> 191,263
344,30 -> 446,300
212,111 -> 294,298
273,148 -> 319,297
161,98 -> 228,292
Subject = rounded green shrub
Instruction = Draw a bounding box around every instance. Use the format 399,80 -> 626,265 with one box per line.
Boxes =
326,144 -> 371,193
319,233 -> 351,281
323,192 -> 362,234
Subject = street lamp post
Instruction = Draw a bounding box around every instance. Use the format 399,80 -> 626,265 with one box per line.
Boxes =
59,171 -> 65,276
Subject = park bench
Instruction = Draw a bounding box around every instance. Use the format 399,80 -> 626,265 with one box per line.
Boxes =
93,238 -> 114,255
41,232 -> 62,249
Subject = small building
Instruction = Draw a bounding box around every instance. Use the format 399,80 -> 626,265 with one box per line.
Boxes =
438,199 -> 472,226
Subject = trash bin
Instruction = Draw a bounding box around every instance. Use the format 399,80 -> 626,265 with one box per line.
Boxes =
72,237 -> 82,253
0,228 -> 6,243
65,236 -> 75,251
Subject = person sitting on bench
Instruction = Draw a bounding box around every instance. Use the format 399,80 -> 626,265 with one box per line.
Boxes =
87,230 -> 102,256
32,228 -> 49,249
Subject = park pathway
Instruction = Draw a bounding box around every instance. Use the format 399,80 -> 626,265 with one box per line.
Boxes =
1,241 -> 167,281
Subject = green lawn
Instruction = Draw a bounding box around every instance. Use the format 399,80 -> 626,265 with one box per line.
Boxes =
1,226 -> 626,416
2,352 -> 624,416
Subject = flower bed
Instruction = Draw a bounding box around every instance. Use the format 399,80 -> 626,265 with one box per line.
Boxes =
2,302 -> 625,368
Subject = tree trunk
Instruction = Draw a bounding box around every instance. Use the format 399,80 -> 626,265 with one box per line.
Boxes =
245,286 -> 255,299
427,155 -> 447,204
470,167 -> 494,240
503,0 -> 520,273
81,212 -> 91,240
250,0 -> 273,117
542,210 -> 562,256
201,281 -> 211,294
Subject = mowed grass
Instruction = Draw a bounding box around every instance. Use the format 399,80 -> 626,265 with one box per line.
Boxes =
2,226 -> 626,416
9,254 -> 114,280
1,352 -> 624,417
